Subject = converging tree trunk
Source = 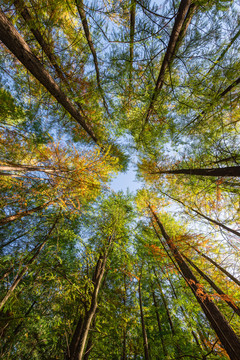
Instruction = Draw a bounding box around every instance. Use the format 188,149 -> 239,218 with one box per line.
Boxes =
75,0 -> 109,114
149,205 -> 240,360
144,0 -> 192,126
183,254 -> 240,317
155,165 -> 240,177
151,285 -> 167,356
0,218 -> 58,310
138,275 -> 150,360
0,8 -> 98,143
192,247 -> 240,287
0,201 -> 52,226
66,235 -> 113,360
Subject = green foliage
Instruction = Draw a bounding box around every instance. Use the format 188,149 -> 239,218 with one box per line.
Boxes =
0,0 -> 240,359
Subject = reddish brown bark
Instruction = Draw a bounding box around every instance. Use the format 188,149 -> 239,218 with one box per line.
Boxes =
183,254 -> 240,317
149,205 -> 240,360
0,8 -> 97,143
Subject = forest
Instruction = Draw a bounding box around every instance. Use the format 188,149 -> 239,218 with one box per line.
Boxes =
0,0 -> 240,359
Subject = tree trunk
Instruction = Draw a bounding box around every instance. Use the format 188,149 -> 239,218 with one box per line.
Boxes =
121,272 -> 127,360
129,0 -> 136,94
149,205 -> 240,360
66,236 -> 113,360
0,8 -> 97,143
144,0 -> 192,125
159,190 -> 240,238
0,218 -> 58,310
163,266 -> 204,351
138,277 -> 150,360
0,201 -> 52,226
183,254 -> 240,317
156,166 -> 240,177
153,274 -> 175,336
75,0 -> 109,114
192,247 -> 240,287
151,286 -> 167,356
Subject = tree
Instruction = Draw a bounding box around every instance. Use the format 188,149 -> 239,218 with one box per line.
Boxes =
1,0 -> 240,359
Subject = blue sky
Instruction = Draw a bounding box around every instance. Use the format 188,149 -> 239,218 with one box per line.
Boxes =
110,164 -> 143,193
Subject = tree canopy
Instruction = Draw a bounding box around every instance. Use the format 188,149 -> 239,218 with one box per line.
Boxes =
1,0 -> 240,359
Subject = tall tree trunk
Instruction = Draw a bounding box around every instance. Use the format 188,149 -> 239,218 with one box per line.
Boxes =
144,0 -> 192,126
155,166 -> 240,177
159,190 -> 240,238
121,272 -> 127,360
0,218 -> 58,310
75,0 -> 109,114
0,230 -> 29,249
129,0 -> 136,94
162,266 -> 204,351
0,201 -> 52,226
153,274 -> 175,336
82,315 -> 95,360
66,236 -> 113,360
151,286 -> 167,356
13,0 -> 68,83
0,8 -> 98,143
149,205 -> 240,360
192,247 -> 240,287
138,277 -> 150,360
183,254 -> 240,317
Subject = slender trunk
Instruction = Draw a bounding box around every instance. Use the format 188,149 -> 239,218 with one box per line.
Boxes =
154,275 -> 175,336
151,287 -> 167,356
0,201 -> 52,226
183,254 -> 240,317
149,205 -> 240,360
185,75 -> 240,131
121,273 -> 127,360
138,277 -> 150,360
75,0 -> 109,114
159,190 -> 240,238
163,267 -> 204,351
0,218 -> 58,310
0,8 -> 97,143
129,0 -> 136,94
13,0 -> 87,117
0,230 -> 29,249
66,236 -> 113,360
82,315 -> 95,360
206,26 -> 240,77
173,3 -> 197,56
190,208 -> 240,238
155,166 -> 240,177
192,247 -> 240,287
13,0 -> 68,83
0,164 -> 57,173
144,0 -> 192,125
